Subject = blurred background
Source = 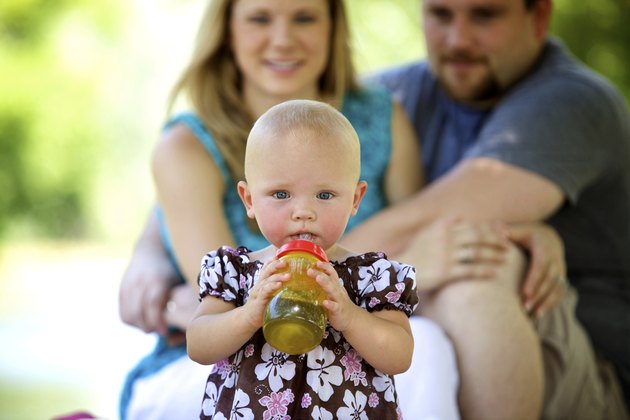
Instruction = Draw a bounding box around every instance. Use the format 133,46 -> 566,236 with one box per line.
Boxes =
0,0 -> 628,418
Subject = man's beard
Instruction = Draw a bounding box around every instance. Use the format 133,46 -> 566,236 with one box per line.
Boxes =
435,54 -> 503,105
438,71 -> 502,104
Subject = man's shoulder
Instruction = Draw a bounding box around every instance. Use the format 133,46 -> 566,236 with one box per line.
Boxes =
511,39 -> 626,110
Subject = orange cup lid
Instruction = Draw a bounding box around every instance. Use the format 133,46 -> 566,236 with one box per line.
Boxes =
276,240 -> 328,262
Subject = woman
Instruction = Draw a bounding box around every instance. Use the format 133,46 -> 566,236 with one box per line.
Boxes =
119,0 -> 459,419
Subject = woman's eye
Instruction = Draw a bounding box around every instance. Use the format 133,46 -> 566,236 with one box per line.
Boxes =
273,191 -> 289,199
317,192 -> 333,200
294,13 -> 316,24
248,14 -> 270,24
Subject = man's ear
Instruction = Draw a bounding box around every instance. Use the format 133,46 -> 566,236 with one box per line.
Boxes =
351,180 -> 368,216
533,0 -> 552,40
237,180 -> 256,219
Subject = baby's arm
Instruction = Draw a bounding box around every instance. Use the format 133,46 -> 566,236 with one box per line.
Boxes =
311,262 -> 414,375
187,258 -> 289,365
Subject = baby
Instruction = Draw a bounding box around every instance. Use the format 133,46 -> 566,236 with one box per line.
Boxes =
187,99 -> 418,419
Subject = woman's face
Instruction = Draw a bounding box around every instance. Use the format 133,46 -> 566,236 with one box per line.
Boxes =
230,0 -> 331,107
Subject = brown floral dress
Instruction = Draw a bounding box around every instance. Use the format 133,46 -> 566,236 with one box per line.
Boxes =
197,246 -> 418,420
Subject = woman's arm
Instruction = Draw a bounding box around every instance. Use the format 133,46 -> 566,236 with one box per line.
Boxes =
119,208 -> 178,335
152,123 -> 237,288
384,101 -> 424,204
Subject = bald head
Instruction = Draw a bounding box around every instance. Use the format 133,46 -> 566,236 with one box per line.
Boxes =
244,99 -> 361,181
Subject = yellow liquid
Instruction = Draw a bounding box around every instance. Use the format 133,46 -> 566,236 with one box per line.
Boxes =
263,250 -> 327,354
263,297 -> 326,355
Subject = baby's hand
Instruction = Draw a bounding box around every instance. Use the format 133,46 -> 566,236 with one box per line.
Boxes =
244,258 -> 289,329
310,262 -> 357,332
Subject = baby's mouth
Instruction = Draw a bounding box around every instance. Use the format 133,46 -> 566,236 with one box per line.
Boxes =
297,233 -> 313,241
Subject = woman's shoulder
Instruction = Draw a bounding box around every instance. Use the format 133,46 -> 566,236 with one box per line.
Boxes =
342,87 -> 393,145
156,111 -> 232,181
343,85 -> 392,110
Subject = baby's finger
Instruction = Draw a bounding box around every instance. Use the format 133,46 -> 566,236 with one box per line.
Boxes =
259,258 -> 286,278
322,299 -> 339,315
314,261 -> 337,277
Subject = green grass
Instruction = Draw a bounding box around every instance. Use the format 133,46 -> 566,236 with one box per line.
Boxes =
0,380 -> 99,420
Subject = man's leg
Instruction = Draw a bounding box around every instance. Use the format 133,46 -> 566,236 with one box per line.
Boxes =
419,244 -> 544,420
536,287 -> 629,420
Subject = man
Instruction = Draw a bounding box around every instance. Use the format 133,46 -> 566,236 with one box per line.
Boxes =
348,0 -> 630,418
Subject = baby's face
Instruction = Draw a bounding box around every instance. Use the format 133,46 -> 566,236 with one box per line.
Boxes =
243,128 -> 363,251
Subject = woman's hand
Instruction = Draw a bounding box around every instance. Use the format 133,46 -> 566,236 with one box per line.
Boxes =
400,218 -> 510,292
119,215 -> 179,336
503,222 -> 567,318
163,284 -> 198,328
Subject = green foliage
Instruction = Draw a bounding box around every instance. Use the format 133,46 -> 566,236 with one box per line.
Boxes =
0,0 -> 123,240
551,0 -> 630,106
0,0 -> 627,243
346,0 -> 425,72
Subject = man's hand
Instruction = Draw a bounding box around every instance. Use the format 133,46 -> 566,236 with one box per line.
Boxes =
504,222 -> 567,318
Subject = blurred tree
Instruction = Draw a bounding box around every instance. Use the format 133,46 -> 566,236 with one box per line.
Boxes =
0,0 -> 123,240
551,0 -> 630,106
0,0 -> 627,243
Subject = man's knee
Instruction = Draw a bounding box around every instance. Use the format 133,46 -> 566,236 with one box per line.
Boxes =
420,243 -> 527,324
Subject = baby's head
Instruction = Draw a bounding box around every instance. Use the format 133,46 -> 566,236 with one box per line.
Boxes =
238,99 -> 367,251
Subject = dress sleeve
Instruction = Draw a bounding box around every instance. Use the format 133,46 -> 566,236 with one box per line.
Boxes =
351,255 -> 419,316
198,246 -> 244,304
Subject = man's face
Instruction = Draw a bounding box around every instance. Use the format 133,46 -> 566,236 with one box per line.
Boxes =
422,0 -> 549,106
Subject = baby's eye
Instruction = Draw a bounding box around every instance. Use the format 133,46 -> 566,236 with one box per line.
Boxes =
317,192 -> 333,200
273,191 -> 289,199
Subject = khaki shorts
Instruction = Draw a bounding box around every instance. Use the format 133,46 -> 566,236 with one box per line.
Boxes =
535,287 -> 629,420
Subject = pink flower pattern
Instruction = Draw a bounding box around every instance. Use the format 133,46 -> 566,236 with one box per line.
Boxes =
368,392 -> 379,408
197,247 -> 417,419
385,283 -> 406,303
341,349 -> 368,387
301,393 -> 312,408
259,389 -> 294,420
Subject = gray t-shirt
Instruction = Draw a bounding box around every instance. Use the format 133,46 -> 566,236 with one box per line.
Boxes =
371,38 -> 630,282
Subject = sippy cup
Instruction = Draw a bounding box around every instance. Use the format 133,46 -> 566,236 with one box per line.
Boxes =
262,240 -> 328,355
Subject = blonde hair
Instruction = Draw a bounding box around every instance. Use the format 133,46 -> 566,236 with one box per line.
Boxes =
167,0 -> 358,182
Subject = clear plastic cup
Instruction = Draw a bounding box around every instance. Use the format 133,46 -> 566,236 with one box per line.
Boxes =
262,240 -> 328,354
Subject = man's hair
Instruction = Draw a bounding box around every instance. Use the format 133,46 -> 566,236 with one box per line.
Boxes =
525,0 -> 539,9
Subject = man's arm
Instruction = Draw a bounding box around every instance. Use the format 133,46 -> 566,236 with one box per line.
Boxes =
343,157 -> 565,256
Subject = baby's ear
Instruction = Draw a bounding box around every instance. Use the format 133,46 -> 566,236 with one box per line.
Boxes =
351,180 -> 368,215
237,180 -> 256,219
